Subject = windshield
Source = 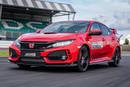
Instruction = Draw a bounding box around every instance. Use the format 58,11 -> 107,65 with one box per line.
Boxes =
40,21 -> 90,33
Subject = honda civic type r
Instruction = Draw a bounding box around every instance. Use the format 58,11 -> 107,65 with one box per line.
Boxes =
8,21 -> 121,72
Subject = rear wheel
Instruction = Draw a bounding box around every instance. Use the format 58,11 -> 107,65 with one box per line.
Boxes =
108,48 -> 121,67
76,46 -> 89,72
17,64 -> 31,69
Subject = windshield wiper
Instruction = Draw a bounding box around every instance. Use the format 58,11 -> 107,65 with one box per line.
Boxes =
43,32 -> 57,34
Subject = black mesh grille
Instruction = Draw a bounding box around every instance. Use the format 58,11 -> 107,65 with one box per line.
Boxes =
20,57 -> 44,63
10,48 -> 18,58
47,50 -> 67,61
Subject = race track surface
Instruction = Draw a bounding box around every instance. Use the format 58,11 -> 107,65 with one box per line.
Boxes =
0,56 -> 130,87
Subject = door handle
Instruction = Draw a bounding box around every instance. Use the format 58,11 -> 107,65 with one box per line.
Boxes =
112,37 -> 115,40
102,38 -> 105,41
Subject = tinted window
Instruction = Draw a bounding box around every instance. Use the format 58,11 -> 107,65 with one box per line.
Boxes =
40,22 -> 90,33
90,23 -> 100,31
99,24 -> 112,35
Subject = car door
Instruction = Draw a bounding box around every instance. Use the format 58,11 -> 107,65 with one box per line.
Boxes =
89,23 -> 106,59
99,23 -> 114,58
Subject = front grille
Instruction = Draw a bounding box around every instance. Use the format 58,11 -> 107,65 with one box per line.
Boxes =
20,57 -> 44,63
19,50 -> 44,63
20,41 -> 54,51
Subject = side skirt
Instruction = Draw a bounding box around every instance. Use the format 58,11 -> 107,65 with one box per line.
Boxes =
89,57 -> 112,64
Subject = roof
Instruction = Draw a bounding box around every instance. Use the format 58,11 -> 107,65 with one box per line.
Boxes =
0,0 -> 75,13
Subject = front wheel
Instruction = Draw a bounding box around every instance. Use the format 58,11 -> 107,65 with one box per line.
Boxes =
108,48 -> 121,67
76,46 -> 89,72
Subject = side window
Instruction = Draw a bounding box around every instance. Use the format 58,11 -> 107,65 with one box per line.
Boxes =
107,28 -> 113,35
99,24 -> 112,35
90,23 -> 100,31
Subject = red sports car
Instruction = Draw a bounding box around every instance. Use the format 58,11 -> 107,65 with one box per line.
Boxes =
8,21 -> 121,72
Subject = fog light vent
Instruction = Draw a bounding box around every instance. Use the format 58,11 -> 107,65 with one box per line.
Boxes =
10,48 -> 18,58
67,50 -> 72,59
47,50 -> 67,61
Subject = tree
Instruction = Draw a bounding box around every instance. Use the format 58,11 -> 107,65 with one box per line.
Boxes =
124,38 -> 129,45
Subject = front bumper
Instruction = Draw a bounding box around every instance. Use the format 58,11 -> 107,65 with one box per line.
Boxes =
8,42 -> 80,66
8,59 -> 78,67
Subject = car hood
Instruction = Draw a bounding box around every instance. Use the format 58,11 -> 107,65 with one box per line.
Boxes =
18,33 -> 78,41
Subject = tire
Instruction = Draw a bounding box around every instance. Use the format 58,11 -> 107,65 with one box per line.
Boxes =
17,64 -> 31,69
108,48 -> 121,67
76,46 -> 89,72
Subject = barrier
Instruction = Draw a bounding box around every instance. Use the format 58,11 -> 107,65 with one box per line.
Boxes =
121,45 -> 130,51
0,41 -> 13,48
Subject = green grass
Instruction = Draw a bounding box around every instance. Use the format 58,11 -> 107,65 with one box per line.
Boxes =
0,52 -> 9,56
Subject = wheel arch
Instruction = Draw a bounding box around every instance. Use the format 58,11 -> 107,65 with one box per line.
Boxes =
82,44 -> 90,58
116,46 -> 121,52
116,46 -> 121,58
112,45 -> 121,58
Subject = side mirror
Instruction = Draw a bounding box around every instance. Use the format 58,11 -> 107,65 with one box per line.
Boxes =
111,29 -> 117,34
89,30 -> 102,35
36,30 -> 41,33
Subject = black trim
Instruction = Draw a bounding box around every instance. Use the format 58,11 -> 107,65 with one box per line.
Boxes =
8,60 -> 77,67
9,48 -> 18,58
47,50 -> 67,61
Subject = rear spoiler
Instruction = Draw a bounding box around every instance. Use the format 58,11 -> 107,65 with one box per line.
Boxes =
110,28 -> 123,41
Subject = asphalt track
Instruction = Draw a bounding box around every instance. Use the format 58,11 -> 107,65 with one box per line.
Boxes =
0,56 -> 130,87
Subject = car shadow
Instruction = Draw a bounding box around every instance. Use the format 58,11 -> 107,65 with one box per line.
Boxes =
9,63 -> 119,73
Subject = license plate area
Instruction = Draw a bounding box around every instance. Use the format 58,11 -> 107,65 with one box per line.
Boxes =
25,53 -> 36,57
21,51 -> 40,57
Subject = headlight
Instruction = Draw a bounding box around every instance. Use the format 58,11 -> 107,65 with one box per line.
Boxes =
48,40 -> 75,48
14,39 -> 21,48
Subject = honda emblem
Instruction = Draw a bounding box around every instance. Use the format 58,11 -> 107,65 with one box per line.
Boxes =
29,43 -> 34,48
